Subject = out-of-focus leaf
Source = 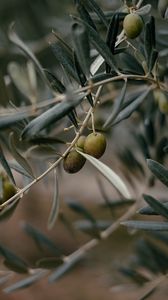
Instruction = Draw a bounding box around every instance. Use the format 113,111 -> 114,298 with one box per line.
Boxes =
9,132 -> 35,179
0,111 -> 29,130
73,16 -> 119,74
136,4 -> 152,15
119,267 -> 149,285
66,199 -> 97,225
119,52 -> 145,76
51,41 -> 79,82
72,22 -> 90,78
9,162 -> 33,179
158,0 -> 168,18
77,151 -> 131,199
22,223 -> 62,256
144,17 -> 156,69
0,198 -> 20,222
135,134 -> 151,159
66,201 -> 100,238
112,88 -> 151,126
147,159 -> 168,187
0,245 -> 28,274
138,201 -> 168,215
74,219 -> 112,232
103,80 -> 127,128
85,0 -> 108,28
36,257 -> 63,269
21,92 -> 86,139
8,62 -> 36,102
73,52 -> 93,106
8,25 -> 51,90
25,145 -> 59,159
48,252 -> 84,283
0,145 -> 15,185
144,117 -> 155,146
4,270 -> 48,293
75,0 -> 97,31
44,69 -> 65,93
48,169 -> 60,230
100,199 -> 135,208
143,194 -> 168,219
121,220 -> 168,231
0,72 -> 9,107
156,137 -> 168,164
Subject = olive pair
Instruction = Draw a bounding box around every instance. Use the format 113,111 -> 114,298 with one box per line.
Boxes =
63,133 -> 106,174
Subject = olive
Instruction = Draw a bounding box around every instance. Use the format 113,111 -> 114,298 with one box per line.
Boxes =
3,181 -> 16,202
84,132 -> 106,158
123,13 -> 143,39
63,149 -> 86,173
75,135 -> 86,150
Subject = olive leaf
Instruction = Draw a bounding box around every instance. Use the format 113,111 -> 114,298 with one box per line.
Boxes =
147,159 -> 168,187
143,194 -> 168,219
77,151 -> 131,199
0,145 -> 16,185
9,132 -> 35,179
21,92 -> 86,139
75,0 -> 97,31
121,220 -> 168,231
47,169 -> 60,230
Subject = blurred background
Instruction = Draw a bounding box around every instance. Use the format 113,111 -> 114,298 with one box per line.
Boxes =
0,0 -> 167,299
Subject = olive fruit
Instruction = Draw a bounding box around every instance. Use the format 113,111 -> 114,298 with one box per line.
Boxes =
63,150 -> 86,173
123,13 -> 143,39
76,135 -> 86,150
84,132 -> 106,158
3,181 -> 16,202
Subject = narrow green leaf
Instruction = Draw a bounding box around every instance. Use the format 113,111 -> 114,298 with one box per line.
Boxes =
136,4 -> 152,15
51,42 -> 79,82
0,145 -> 16,185
9,132 -> 35,179
21,92 -> 86,139
73,16 -> 119,74
143,194 -> 168,219
22,223 -> 62,255
106,13 -> 120,72
147,159 -> 168,187
77,151 -> 131,199
72,22 -> 90,78
0,198 -> 20,222
36,257 -> 63,269
103,80 -> 127,128
0,245 -> 28,274
121,220 -> 168,231
4,270 -> 48,293
138,201 -> 168,215
85,0 -> 108,28
66,199 -> 97,225
48,169 -> 60,230
0,72 -> 9,107
48,252 -> 84,283
112,88 -> 151,126
75,0 -> 97,31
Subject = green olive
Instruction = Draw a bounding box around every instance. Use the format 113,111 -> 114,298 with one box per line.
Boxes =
84,132 -> 107,158
63,150 -> 86,173
123,13 -> 143,39
75,136 -> 86,150
3,181 -> 16,202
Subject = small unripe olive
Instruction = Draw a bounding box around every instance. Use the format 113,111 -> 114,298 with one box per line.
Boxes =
76,136 -> 86,150
3,181 -> 16,202
63,150 -> 86,173
123,13 -> 143,39
84,132 -> 106,158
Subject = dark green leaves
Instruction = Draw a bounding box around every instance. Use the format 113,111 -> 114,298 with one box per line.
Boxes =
143,194 -> 168,219
112,87 -> 151,126
0,245 -> 29,273
121,220 -> 168,231
144,16 -> 158,72
147,159 -> 168,187
0,145 -> 15,185
72,23 -> 90,79
21,92 -> 86,139
73,16 -> 119,74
